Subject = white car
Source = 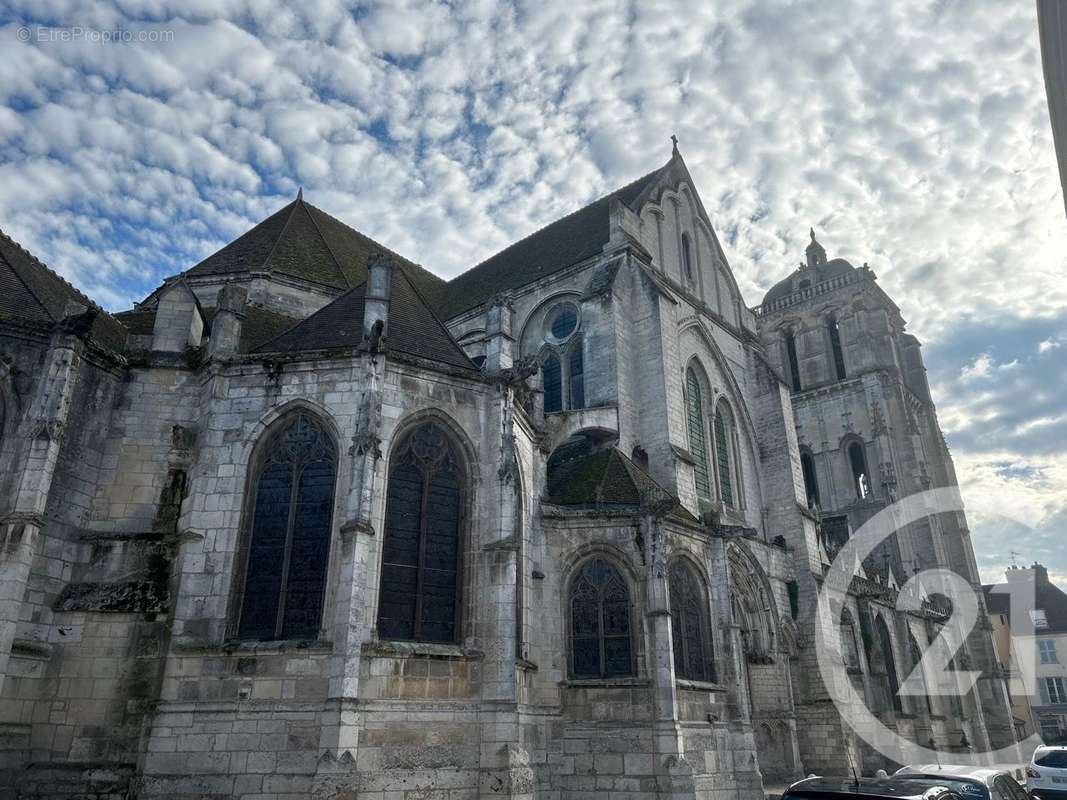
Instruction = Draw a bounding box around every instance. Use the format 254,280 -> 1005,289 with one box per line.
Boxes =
893,765 -> 1028,800
1028,745 -> 1067,800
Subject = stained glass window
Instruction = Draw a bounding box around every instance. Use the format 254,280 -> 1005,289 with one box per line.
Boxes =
714,408 -> 734,507
669,561 -> 714,682
550,306 -> 578,340
378,423 -> 464,643
568,341 -> 585,410
570,558 -> 633,679
686,368 -> 711,501
543,352 -> 562,413
238,413 -> 336,641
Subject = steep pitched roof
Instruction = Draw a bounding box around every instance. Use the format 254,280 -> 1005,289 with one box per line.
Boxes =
436,156 -> 678,320
545,446 -> 696,521
185,196 -> 447,305
254,267 -> 475,370
984,573 -> 1067,634
0,229 -> 127,351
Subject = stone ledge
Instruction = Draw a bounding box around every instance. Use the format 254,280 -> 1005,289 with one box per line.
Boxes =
361,639 -> 484,661
563,677 -> 651,689
175,639 -> 333,656
676,679 -> 727,693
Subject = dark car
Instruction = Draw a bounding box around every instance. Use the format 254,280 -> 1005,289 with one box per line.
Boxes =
784,776 -> 972,800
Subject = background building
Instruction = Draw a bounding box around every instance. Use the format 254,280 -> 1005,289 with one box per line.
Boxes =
986,563 -> 1067,744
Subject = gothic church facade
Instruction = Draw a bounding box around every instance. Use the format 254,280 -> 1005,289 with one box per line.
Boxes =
0,148 -> 1015,799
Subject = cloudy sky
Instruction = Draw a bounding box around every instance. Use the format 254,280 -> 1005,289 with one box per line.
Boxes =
1,1 -> 1064,585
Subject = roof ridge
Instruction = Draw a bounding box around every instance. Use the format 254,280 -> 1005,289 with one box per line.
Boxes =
391,266 -> 474,367
300,198 -> 352,290
443,161 -> 669,287
259,198 -> 301,274
0,227 -> 112,321
303,201 -> 446,290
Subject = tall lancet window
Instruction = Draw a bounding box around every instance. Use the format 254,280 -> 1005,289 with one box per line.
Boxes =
378,423 -> 465,643
686,368 -> 711,501
568,341 -> 585,410
785,331 -> 802,391
800,450 -> 820,509
714,405 -> 735,508
875,616 -> 902,712
543,352 -> 563,413
828,316 -> 847,380
669,561 -> 714,682
848,441 -> 871,499
237,413 -> 337,641
681,232 -> 695,283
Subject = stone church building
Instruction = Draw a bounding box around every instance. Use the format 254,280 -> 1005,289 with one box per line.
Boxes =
0,146 -> 1016,799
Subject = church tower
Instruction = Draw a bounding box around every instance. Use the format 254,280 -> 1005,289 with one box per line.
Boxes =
754,231 -> 1019,759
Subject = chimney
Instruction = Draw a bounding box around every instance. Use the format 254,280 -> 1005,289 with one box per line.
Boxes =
484,292 -> 514,373
152,281 -> 204,352
207,283 -> 247,357
1006,561 -> 1050,585
363,253 -> 393,350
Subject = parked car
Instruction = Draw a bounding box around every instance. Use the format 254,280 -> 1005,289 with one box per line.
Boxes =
893,764 -> 1029,800
783,776 -> 970,800
1028,745 -> 1067,800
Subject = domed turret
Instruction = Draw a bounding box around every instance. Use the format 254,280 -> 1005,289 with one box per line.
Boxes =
760,229 -> 856,307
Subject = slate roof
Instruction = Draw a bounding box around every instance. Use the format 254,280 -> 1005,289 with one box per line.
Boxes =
185,196 -> 447,307
984,570 -> 1067,635
253,267 -> 475,370
0,229 -> 127,351
545,446 -> 696,520
436,156 -> 681,320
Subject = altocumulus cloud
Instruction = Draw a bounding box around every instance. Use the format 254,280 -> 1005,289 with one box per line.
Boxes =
0,0 -> 1064,580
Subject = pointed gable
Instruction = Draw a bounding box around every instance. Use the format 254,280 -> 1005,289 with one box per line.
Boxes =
254,268 -> 474,370
436,161 -> 672,320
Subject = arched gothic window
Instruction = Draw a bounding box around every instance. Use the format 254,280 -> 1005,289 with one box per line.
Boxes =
378,423 -> 465,643
840,609 -> 860,669
908,633 -> 934,715
848,441 -> 871,499
543,352 -> 562,413
236,413 -> 337,641
827,316 -> 847,380
875,616 -> 902,712
714,405 -> 735,508
800,450 -> 820,509
784,331 -> 802,391
685,368 -> 711,501
669,561 -> 714,682
568,341 -> 585,409
569,557 -> 633,679
540,303 -> 585,413
681,232 -> 695,283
